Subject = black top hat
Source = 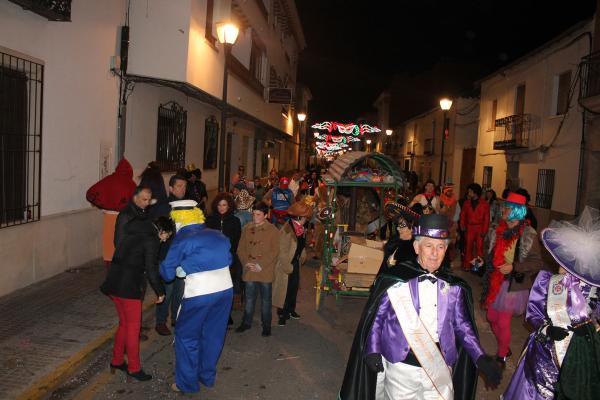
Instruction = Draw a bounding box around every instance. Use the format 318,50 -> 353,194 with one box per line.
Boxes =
412,214 -> 450,239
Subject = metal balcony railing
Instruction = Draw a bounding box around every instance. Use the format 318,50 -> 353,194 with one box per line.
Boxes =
580,51 -> 600,100
8,0 -> 71,21
493,114 -> 532,150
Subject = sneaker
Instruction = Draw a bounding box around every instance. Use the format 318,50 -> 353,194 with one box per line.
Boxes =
261,326 -> 271,337
278,317 -> 287,326
235,324 -> 251,333
290,311 -> 301,320
155,323 -> 171,336
170,383 -> 182,392
127,369 -> 152,381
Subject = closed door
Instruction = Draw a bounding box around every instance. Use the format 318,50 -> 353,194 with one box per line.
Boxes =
459,148 -> 476,196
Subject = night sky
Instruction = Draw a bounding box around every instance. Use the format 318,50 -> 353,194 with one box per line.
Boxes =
296,0 -> 597,123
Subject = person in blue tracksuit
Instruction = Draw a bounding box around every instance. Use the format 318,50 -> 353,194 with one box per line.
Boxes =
160,200 -> 233,394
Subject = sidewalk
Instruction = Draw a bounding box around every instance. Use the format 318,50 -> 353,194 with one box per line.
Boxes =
0,260 -> 153,400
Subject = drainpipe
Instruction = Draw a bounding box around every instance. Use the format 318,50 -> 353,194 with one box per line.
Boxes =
575,110 -> 586,215
575,32 -> 593,215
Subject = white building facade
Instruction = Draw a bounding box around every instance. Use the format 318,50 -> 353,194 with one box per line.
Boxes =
0,0 -> 305,296
474,21 -> 593,222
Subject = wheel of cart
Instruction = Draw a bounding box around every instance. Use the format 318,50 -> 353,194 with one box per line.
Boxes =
314,151 -> 407,311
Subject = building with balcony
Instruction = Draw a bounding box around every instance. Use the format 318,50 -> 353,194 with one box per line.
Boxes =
474,20 -> 593,223
394,98 -> 479,196
0,0 -> 306,296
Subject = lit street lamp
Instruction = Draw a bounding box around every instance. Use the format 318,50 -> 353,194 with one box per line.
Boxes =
216,22 -> 239,192
438,98 -> 453,185
385,129 -> 393,136
366,138 -> 372,152
296,112 -> 307,169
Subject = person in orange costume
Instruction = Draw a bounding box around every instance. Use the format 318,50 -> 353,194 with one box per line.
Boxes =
459,183 -> 489,271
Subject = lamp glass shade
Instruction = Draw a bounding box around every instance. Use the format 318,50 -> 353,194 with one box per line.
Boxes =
439,98 -> 453,111
366,139 -> 372,144
385,129 -> 393,136
216,22 -> 239,45
297,113 -> 307,122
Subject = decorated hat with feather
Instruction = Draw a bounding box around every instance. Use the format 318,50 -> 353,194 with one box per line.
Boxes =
541,206 -> 600,286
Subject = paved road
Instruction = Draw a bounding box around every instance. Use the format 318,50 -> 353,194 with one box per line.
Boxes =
44,256 -> 530,400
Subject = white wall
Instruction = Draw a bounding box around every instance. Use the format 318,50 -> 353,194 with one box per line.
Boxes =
0,0 -> 126,216
127,0 -> 191,84
125,83 -> 221,191
474,23 -> 591,215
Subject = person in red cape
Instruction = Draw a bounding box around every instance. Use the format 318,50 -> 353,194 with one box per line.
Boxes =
459,183 -> 489,271
86,158 -> 137,265
481,192 -> 544,365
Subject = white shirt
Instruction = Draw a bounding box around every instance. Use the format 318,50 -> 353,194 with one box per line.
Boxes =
418,276 -> 439,342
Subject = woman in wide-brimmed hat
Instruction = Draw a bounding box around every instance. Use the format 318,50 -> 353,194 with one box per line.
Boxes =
275,199 -> 314,325
503,207 -> 600,400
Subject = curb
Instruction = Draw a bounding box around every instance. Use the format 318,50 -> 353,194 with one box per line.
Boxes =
15,300 -> 156,400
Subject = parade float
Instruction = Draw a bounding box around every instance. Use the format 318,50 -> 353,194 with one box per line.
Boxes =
311,122 -> 407,309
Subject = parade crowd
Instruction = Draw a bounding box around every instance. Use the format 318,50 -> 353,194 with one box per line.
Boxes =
87,160 -> 325,394
86,160 -> 600,399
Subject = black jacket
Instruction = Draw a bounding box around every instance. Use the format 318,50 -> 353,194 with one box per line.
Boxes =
101,229 -> 165,300
339,257 -> 479,400
206,212 -> 241,254
114,201 -> 148,249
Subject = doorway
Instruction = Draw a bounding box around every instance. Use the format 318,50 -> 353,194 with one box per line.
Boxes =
459,148 -> 476,196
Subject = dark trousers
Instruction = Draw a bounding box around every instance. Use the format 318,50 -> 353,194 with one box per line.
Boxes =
283,258 -> 300,316
242,281 -> 272,327
155,277 -> 184,325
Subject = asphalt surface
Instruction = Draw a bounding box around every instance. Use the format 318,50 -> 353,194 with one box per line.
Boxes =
44,256 -> 530,400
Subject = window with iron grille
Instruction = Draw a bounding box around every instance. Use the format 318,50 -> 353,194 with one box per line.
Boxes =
156,102 -> 187,172
535,169 -> 555,209
0,51 -> 43,228
482,166 -> 493,189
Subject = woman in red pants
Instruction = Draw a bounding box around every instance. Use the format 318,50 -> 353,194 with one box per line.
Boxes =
481,192 -> 544,365
101,215 -> 172,381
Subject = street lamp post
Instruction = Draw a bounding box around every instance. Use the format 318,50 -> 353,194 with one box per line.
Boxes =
385,129 -> 392,155
438,98 -> 453,185
296,112 -> 306,169
216,22 -> 239,192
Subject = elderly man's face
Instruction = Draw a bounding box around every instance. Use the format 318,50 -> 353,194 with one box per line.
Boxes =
133,189 -> 152,210
413,237 -> 448,273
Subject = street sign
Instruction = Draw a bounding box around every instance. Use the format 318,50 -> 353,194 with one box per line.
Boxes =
267,87 -> 292,104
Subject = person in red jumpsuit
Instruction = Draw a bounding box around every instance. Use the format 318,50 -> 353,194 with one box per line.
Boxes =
459,183 -> 489,271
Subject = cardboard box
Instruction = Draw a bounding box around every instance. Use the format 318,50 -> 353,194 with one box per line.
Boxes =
347,237 -> 384,274
344,272 -> 376,288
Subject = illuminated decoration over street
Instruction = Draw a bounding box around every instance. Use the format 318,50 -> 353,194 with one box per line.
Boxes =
311,121 -> 381,135
312,121 -> 381,157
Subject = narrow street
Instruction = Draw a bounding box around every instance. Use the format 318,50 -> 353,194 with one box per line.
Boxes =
43,255 -> 529,400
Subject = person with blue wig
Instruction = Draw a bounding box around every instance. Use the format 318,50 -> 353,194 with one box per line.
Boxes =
481,192 -> 545,366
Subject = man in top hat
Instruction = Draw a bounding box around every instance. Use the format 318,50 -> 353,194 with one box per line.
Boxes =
502,206 -> 600,400
481,192 -> 543,366
339,214 -> 502,400
160,200 -> 233,394
271,176 -> 294,227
